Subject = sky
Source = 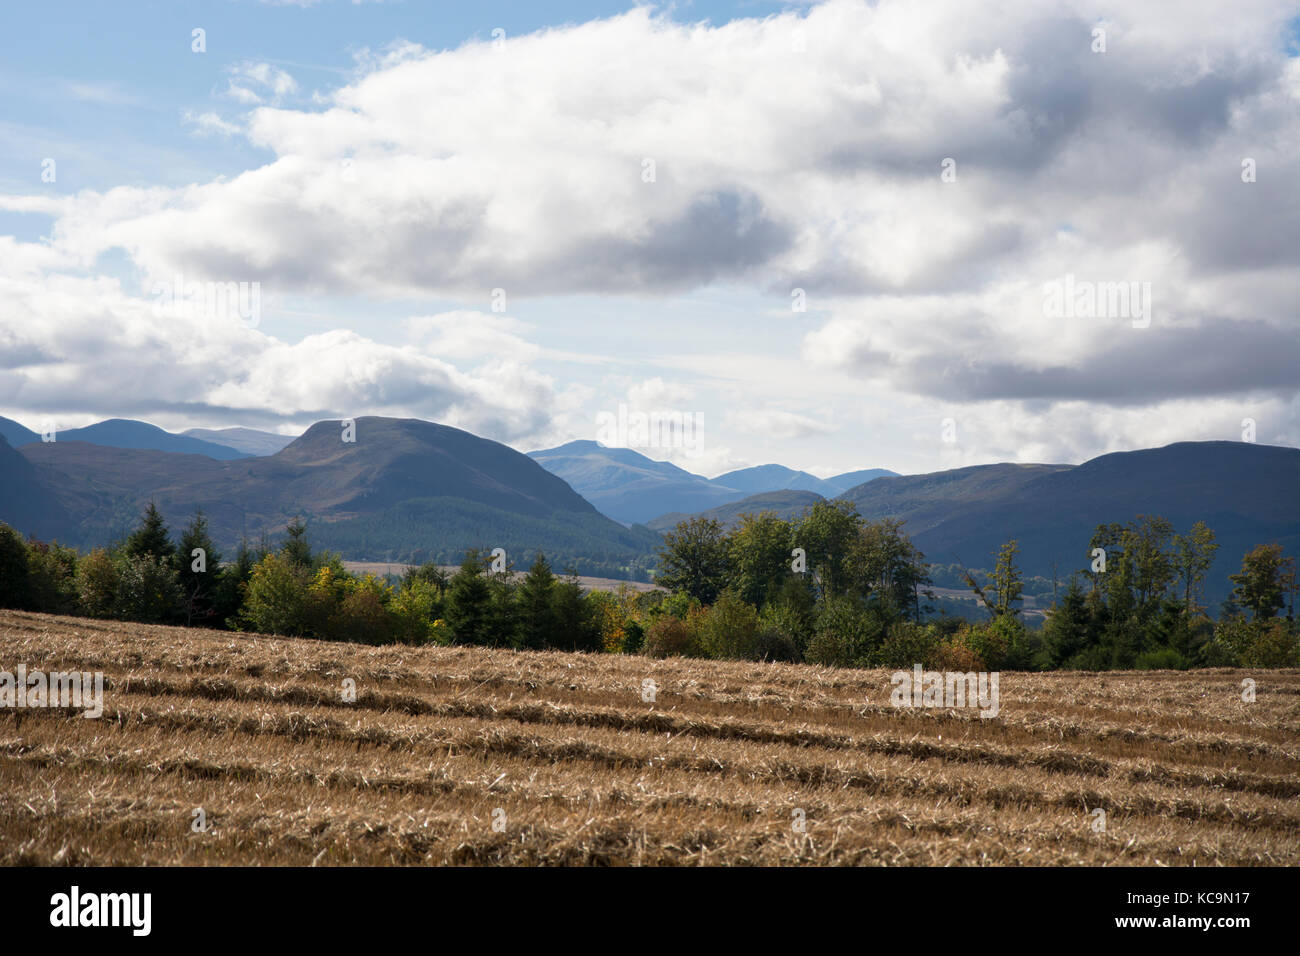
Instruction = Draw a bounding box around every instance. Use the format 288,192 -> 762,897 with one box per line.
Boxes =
1,0 -> 1298,479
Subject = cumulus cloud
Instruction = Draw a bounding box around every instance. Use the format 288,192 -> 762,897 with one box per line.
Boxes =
1,0 -> 1298,464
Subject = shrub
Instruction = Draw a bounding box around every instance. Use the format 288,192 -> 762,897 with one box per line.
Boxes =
114,553 -> 183,624
931,634 -> 986,671
805,596 -> 879,668
752,629 -> 800,663
1134,647 -> 1190,670
642,616 -> 702,658
866,620 -> 931,669
697,590 -> 761,660
1240,618 -> 1298,668
75,548 -> 120,618
26,541 -> 79,614
240,553 -> 314,635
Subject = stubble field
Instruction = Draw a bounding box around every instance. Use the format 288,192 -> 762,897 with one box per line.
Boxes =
1,609 -> 1297,866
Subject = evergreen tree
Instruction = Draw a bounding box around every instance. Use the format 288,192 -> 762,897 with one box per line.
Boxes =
515,552 -> 557,650
125,502 -> 176,563
281,517 -> 313,568
178,510 -> 221,626
444,551 -> 493,645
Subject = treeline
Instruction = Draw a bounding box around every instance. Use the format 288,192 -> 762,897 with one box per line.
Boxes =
0,507 -> 614,650
648,503 -> 1299,670
1,501 -> 1296,670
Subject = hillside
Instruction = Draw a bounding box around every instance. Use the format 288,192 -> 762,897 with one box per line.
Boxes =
0,417 -> 251,460
3,609 -> 1296,866
528,440 -> 745,524
715,464 -> 897,497
5,417 -> 659,578
647,489 -> 826,530
841,442 -> 1300,603
529,440 -> 892,524
183,426 -> 297,457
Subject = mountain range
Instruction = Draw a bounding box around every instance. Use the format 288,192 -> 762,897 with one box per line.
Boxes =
657,442 -> 1300,604
0,418 -> 660,579
526,439 -> 895,524
2,412 -> 1298,603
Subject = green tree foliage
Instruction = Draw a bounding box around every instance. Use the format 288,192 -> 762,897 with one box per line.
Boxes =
1230,543 -> 1294,621
444,552 -> 494,646
656,517 -> 729,604
514,553 -> 557,650
727,512 -> 794,608
0,524 -> 32,609
125,501 -> 176,564
697,589 -> 761,660
178,511 -> 222,627
795,500 -> 861,598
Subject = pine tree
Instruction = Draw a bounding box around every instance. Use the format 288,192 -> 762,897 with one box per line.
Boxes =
281,517 -> 313,568
125,502 -> 175,563
515,553 -> 557,650
178,511 -> 221,626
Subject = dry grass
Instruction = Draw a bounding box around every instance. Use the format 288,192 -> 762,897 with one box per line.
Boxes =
1,609 -> 1297,866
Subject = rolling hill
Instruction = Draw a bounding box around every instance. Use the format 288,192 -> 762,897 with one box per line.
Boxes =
528,440 -> 893,524
527,440 -> 745,524
646,441 -> 1300,604
714,464 -> 897,497
3,418 -> 660,579
0,416 -> 249,460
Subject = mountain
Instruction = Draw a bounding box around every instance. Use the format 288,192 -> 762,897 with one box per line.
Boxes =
644,441 -> 1300,605
0,434 -> 76,542
0,416 -> 38,447
817,468 -> 898,496
713,464 -> 827,495
528,440 -> 746,524
183,427 -> 297,457
528,440 -> 894,524
647,490 -> 825,531
714,463 -> 897,497
840,442 -> 1300,603
7,418 -> 661,579
2,418 -> 250,460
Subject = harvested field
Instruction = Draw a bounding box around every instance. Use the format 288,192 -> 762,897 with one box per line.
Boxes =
1,609 -> 1297,866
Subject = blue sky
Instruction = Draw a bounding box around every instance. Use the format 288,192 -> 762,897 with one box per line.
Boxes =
2,0 -> 1298,478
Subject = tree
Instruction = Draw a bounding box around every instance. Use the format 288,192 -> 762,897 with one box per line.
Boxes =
281,517 -> 313,568
514,553 -> 557,650
852,519 -> 932,621
656,517 -> 729,604
178,511 -> 222,627
551,572 -> 600,652
1230,544 -> 1293,621
240,552 -> 313,635
125,501 -> 175,564
444,552 -> 494,645
795,500 -> 861,598
75,548 -> 120,618
115,553 -> 183,623
1172,521 -> 1218,615
989,539 -> 1024,618
727,512 -> 794,609
0,524 -> 32,609
697,589 -> 761,660
1042,576 -> 1093,667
